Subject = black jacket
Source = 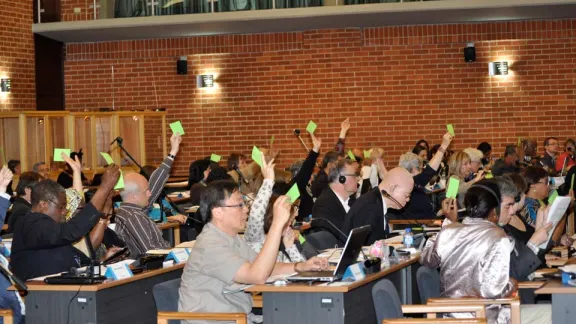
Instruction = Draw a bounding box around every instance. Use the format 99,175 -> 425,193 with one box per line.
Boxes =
290,150 -> 319,221
342,188 -> 388,245
508,237 -> 542,282
312,187 -> 351,231
11,203 -> 100,281
311,170 -> 330,199
6,197 -> 31,232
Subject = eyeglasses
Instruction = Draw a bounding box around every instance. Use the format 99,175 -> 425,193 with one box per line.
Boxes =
218,202 -> 246,209
537,179 -> 552,186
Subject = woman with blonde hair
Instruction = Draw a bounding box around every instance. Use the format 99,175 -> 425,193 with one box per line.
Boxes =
447,151 -> 485,207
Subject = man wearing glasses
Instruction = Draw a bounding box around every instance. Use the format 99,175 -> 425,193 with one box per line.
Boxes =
311,159 -> 359,231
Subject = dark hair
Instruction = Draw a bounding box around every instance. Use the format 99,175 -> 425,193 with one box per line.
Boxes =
188,159 -> 211,188
412,145 -> 428,158
70,151 -> 82,162
206,166 -> 232,183
565,138 -> 576,150
477,142 -> 492,155
16,172 -> 42,196
521,166 -> 548,193
263,195 -> 281,234
227,153 -> 246,171
416,139 -> 429,151
321,151 -> 341,170
31,179 -> 66,207
544,137 -> 558,147
199,180 -> 238,223
464,180 -> 501,219
328,159 -> 356,183
503,144 -> 518,157
140,165 -> 156,180
505,172 -> 528,194
272,181 -> 291,195
7,160 -> 20,173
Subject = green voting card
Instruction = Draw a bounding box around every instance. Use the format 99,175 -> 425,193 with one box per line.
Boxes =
445,177 -> 460,199
251,146 -> 263,167
169,121 -> 185,135
210,154 -> 221,163
347,150 -> 356,161
100,152 -> 114,165
306,120 -> 317,134
54,148 -> 71,162
571,174 -> 575,191
286,183 -> 300,203
0,147 -> 5,166
548,190 -> 559,205
364,150 -> 371,159
114,170 -> 125,190
270,136 -> 274,145
446,124 -> 455,137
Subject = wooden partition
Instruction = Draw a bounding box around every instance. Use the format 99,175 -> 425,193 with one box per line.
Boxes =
0,111 -> 167,174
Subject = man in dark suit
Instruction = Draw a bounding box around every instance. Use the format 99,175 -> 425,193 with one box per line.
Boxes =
6,172 -> 42,232
539,137 -> 559,176
311,159 -> 359,231
311,151 -> 341,199
343,168 -> 414,245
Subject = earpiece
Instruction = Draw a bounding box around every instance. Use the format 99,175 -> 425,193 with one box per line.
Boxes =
338,172 -> 346,185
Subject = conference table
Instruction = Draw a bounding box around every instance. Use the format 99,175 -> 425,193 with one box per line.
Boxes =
12,263 -> 185,324
535,280 -> 576,324
246,256 -> 420,324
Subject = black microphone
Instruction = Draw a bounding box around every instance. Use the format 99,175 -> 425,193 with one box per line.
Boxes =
311,218 -> 380,272
110,137 -> 123,146
232,164 -> 250,185
380,189 -> 403,209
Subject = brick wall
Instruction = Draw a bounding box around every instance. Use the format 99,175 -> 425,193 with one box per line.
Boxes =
60,0 -> 99,22
64,20 -> 576,174
0,1 -> 36,110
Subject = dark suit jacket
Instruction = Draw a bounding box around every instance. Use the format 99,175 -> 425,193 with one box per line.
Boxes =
312,187 -> 350,231
311,170 -> 330,199
342,188 -> 388,245
6,197 -> 31,232
290,150 -> 319,221
508,237 -> 541,282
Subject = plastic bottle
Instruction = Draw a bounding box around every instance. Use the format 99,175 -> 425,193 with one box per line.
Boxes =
403,228 -> 414,249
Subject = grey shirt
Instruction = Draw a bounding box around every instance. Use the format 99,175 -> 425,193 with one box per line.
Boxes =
178,222 -> 258,324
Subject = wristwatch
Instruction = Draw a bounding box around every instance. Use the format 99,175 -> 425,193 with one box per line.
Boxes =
168,154 -> 176,159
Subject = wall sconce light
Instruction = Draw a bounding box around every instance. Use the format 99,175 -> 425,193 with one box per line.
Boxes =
488,62 -> 509,76
37,118 -> 44,125
197,75 -> 214,88
0,78 -> 11,92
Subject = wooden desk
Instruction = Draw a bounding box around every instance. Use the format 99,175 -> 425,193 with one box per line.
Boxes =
388,219 -> 442,231
158,221 -> 181,246
17,264 -> 184,324
536,279 -> 576,324
246,257 -> 420,324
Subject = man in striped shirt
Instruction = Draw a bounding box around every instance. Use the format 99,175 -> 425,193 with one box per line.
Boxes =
115,133 -> 182,257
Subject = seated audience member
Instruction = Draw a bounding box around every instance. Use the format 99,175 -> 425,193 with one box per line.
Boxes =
412,145 -> 428,163
32,161 -> 50,179
6,171 -> 42,231
178,181 -> 328,324
463,148 -> 484,181
115,133 -> 181,257
187,158 -> 211,190
227,152 -> 247,171
393,133 -> 453,219
312,159 -> 359,231
287,132 -> 321,220
416,139 -> 429,152
6,159 -> 21,196
311,151 -> 340,198
190,166 -> 232,206
0,167 -> 24,324
421,180 -> 551,324
447,151 -> 484,207
539,137 -> 559,175
555,138 -> 575,173
10,166 -> 120,281
228,148 -> 291,196
501,173 -> 537,245
343,167 -> 414,245
477,142 -> 492,168
520,138 -> 539,166
56,151 -> 90,188
491,145 -> 520,176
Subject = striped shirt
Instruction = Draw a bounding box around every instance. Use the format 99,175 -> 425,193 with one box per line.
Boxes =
115,157 -> 173,257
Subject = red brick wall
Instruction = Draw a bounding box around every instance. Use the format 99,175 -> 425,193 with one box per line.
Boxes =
60,0 -> 99,22
64,20 -> 576,174
0,1 -> 36,110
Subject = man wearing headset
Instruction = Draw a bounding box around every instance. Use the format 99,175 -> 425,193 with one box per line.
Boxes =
342,167 -> 414,245
311,159 -> 359,231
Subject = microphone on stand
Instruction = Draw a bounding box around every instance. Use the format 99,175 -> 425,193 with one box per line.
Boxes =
232,164 -> 249,185
293,129 -> 310,153
110,137 -> 123,146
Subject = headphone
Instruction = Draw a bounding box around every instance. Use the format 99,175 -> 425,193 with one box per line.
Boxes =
469,184 -> 501,217
338,170 -> 347,185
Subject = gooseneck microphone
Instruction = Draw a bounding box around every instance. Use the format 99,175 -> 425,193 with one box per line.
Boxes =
232,164 -> 250,185
110,137 -> 123,146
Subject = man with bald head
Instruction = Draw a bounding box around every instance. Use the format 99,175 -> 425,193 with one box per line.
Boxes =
115,133 -> 182,257
343,167 -> 414,245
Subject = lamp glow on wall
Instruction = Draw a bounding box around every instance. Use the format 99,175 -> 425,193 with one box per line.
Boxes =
197,74 -> 214,88
488,62 -> 509,76
0,78 -> 11,92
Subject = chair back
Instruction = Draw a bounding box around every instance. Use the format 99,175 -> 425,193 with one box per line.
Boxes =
372,279 -> 403,323
304,230 -> 338,251
416,266 -> 441,303
153,278 -> 182,324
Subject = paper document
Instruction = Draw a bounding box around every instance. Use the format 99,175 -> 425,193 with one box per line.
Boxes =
539,196 -> 571,249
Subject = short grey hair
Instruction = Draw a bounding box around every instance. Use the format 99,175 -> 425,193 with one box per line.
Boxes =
119,179 -> 142,200
398,152 -> 421,172
495,175 -> 519,199
463,148 -> 483,163
32,162 -> 46,173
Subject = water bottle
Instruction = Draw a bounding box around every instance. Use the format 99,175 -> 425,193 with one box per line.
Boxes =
403,228 -> 414,249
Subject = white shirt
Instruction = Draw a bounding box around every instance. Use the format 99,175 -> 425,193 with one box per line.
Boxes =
382,197 -> 388,233
332,188 -> 351,213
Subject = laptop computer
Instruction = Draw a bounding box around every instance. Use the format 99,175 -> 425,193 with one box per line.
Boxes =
287,225 -> 371,282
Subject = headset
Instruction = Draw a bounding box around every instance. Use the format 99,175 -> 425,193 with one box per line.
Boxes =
469,184 -> 501,217
338,170 -> 347,185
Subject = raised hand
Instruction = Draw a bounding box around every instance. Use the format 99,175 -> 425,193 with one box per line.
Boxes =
473,170 -> 486,183
271,196 -> 291,230
442,198 -> 458,223
341,118 -> 350,134
0,166 -> 13,193
170,132 -> 182,156
63,152 -> 82,174
100,165 -> 121,191
260,152 -> 275,181
310,133 -> 322,153
441,132 -> 454,148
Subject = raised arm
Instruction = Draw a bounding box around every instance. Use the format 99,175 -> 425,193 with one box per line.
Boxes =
244,155 -> 275,244
428,133 -> 453,172
149,133 -> 181,205
334,118 -> 350,154
62,152 -> 84,199
294,133 -> 321,191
